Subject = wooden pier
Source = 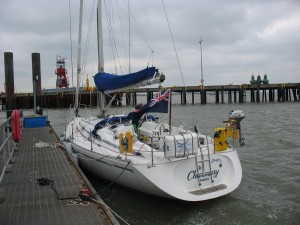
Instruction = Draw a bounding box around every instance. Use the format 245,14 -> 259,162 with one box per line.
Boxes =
1,83 -> 299,109
2,52 -> 299,109
125,83 -> 300,105
0,125 -> 119,225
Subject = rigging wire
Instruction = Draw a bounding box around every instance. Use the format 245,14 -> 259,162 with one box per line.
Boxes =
104,0 -> 123,74
161,0 -> 186,87
76,0 -> 97,108
80,0 -> 97,107
116,1 -> 128,73
81,0 -> 97,77
113,0 -> 154,54
147,50 -> 154,67
161,0 -> 200,131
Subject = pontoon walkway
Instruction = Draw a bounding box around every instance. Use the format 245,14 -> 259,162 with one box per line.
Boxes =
0,126 -> 119,225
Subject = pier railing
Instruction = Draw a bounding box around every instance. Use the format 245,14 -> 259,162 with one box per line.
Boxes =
0,118 -> 17,184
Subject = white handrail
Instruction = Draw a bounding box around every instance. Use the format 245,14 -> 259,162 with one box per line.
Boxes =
0,119 -> 17,184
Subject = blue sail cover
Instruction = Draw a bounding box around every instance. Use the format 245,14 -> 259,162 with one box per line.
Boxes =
94,67 -> 157,92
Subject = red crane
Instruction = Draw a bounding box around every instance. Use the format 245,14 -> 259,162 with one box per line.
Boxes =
55,56 -> 69,88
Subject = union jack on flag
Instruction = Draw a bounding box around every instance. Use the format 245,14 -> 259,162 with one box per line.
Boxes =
141,89 -> 171,113
149,89 -> 170,107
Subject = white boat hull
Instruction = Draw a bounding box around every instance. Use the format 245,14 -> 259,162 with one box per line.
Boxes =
70,134 -> 242,201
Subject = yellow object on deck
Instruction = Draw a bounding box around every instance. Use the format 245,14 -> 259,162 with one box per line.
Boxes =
214,127 -> 227,152
119,131 -> 133,153
126,131 -> 133,153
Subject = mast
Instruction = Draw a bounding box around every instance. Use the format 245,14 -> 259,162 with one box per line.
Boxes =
75,0 -> 83,116
97,0 -> 105,116
97,0 -> 104,72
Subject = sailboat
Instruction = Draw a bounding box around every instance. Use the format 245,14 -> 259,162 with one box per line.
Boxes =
65,0 -> 245,201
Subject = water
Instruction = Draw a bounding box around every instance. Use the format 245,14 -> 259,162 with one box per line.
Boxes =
27,101 -> 300,224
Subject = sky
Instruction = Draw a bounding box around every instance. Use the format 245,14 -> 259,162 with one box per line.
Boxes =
1,0 -> 299,93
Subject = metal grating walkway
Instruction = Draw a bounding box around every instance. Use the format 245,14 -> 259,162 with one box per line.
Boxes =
0,127 -> 118,225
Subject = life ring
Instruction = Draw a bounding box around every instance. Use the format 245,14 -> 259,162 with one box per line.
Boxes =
11,109 -> 21,143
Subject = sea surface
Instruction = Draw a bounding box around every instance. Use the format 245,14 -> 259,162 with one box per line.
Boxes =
9,98 -> 300,225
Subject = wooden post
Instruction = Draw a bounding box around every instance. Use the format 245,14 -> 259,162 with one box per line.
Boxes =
228,90 -> 232,103
238,90 -> 244,103
191,91 -> 194,104
215,90 -> 219,103
269,89 -> 273,102
256,85 -> 260,103
292,88 -> 297,101
234,90 -> 237,103
251,90 -> 255,102
277,88 -> 281,101
32,53 -> 42,112
4,52 -> 15,117
221,86 -> 224,104
56,91 -> 60,108
287,88 -> 291,101
281,85 -> 286,102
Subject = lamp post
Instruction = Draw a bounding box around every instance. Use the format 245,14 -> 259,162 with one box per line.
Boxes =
199,38 -> 204,88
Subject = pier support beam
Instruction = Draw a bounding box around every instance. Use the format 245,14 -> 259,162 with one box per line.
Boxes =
278,85 -> 286,102
215,90 -> 219,103
200,90 -> 206,104
191,92 -> 194,104
238,89 -> 244,103
234,90 -> 237,103
292,88 -> 297,101
269,89 -> 273,102
256,85 -> 260,103
228,90 -> 232,104
221,87 -> 224,104
262,89 -> 267,102
286,89 -> 291,101
251,90 -> 255,102
182,89 -> 187,104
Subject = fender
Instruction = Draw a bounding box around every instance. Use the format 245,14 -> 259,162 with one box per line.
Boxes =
11,109 -> 21,143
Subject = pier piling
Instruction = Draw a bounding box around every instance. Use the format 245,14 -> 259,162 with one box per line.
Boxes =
4,52 -> 15,117
31,53 -> 42,112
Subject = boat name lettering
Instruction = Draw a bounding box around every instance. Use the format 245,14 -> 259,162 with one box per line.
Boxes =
187,170 -> 220,181
199,177 -> 209,182
211,158 -> 222,164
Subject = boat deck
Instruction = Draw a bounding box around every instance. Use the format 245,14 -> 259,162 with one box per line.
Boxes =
0,126 -> 119,225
